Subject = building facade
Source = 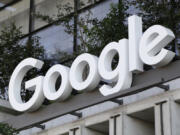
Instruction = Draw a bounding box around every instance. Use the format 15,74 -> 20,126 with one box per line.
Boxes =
0,0 -> 180,135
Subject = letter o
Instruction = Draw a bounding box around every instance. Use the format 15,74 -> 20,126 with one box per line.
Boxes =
69,53 -> 100,91
43,65 -> 72,101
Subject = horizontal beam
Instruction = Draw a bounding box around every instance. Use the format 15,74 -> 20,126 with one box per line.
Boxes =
5,60 -> 180,131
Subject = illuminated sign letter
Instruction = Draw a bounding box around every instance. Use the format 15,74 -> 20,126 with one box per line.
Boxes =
98,39 -> 132,96
8,15 -> 177,112
128,15 -> 143,73
70,53 -> 100,91
43,65 -> 72,101
8,58 -> 45,112
139,25 -> 175,67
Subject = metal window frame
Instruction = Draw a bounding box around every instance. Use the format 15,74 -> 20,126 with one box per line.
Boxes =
0,0 -> 108,52
23,0 -> 108,52
0,0 -> 21,11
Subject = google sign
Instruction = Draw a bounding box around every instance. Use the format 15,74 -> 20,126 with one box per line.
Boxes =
8,15 -> 175,112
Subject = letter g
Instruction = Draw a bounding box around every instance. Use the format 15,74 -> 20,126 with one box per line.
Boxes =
8,58 -> 45,112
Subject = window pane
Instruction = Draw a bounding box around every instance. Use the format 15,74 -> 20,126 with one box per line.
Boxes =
34,0 -> 74,30
35,25 -> 74,59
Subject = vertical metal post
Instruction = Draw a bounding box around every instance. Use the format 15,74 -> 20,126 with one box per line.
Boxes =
110,114 -> 120,135
160,104 -> 164,135
29,0 -> 35,39
156,101 -> 167,135
24,0 -> 35,67
29,0 -> 35,32
73,0 -> 79,52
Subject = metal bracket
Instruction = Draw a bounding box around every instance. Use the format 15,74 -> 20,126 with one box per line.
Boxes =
35,124 -> 45,130
110,114 -> 120,119
70,112 -> 82,118
174,55 -> 180,60
155,100 -> 167,105
70,127 -> 79,135
157,84 -> 169,91
110,99 -> 123,105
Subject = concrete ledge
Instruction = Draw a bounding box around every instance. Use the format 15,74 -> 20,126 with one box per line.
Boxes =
0,99 -> 21,115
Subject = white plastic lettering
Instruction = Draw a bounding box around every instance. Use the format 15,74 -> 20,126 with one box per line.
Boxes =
98,39 -> 132,96
69,53 -> 100,91
43,64 -> 72,101
139,25 -> 175,67
128,15 -> 143,73
8,58 -> 45,112
8,15 -> 176,112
